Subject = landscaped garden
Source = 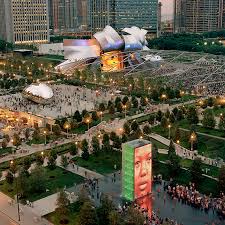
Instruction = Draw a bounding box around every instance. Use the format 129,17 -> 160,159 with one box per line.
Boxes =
0,166 -> 84,202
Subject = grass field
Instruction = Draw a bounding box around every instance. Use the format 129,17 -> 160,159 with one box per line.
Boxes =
0,167 -> 84,202
73,150 -> 122,175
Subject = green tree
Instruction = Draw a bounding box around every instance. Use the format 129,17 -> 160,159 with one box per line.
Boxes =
116,102 -> 123,113
143,125 -> 151,135
6,171 -> 14,184
56,190 -> 70,223
70,143 -> 78,156
12,133 -> 21,147
109,210 -> 121,225
148,114 -> 155,125
173,127 -> 181,142
202,110 -> 216,128
109,104 -> 115,114
97,195 -> 114,225
113,135 -> 121,149
102,133 -> 111,151
161,116 -> 168,129
190,158 -> 202,185
218,166 -> 225,192
187,106 -> 199,124
169,112 -> 176,123
168,140 -> 176,160
61,155 -> 69,168
1,139 -> 8,148
74,110 -> 82,122
168,152 -> 180,177
22,157 -> 31,171
48,156 -> 56,170
176,109 -> 184,121
131,96 -> 139,108
29,166 -> 46,193
156,110 -> 163,122
78,201 -> 98,225
91,136 -> 101,155
124,207 -> 145,225
140,96 -> 147,106
99,103 -> 106,112
218,116 -> 225,130
121,134 -> 128,143
123,122 -> 131,135
81,139 -> 89,160
131,120 -> 139,132
92,111 -> 99,121
52,124 -> 61,136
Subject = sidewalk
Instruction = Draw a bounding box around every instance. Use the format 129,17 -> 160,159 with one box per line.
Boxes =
0,192 -> 52,225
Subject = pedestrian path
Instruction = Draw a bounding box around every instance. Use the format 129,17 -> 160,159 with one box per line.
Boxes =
180,127 -> 225,141
0,192 -> 52,225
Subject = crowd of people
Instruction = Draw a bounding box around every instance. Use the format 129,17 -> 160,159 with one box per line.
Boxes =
0,84 -> 115,118
166,183 -> 225,220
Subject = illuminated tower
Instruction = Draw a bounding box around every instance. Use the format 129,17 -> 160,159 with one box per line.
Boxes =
122,139 -> 152,201
0,0 -> 49,44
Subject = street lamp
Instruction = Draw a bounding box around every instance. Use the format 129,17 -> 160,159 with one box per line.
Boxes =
9,161 -> 20,222
161,94 -> 167,105
176,140 -> 180,144
168,124 -> 171,139
100,111 -> 103,122
190,132 -> 196,151
43,130 -> 47,145
123,105 -> 127,118
86,119 -> 90,130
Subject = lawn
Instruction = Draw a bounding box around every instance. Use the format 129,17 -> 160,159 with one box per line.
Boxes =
0,147 -> 13,156
73,150 -> 122,175
178,119 -> 225,138
0,167 -> 84,202
212,107 -> 225,117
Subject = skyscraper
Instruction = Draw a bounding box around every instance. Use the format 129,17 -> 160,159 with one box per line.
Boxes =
88,0 -> 158,33
52,0 -> 78,34
88,0 -> 114,32
0,0 -> 49,44
174,0 -> 223,33
114,0 -> 158,33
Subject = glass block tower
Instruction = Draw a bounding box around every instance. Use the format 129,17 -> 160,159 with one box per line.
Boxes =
122,139 -> 152,201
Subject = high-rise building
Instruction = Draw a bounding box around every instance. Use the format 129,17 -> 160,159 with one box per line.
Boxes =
77,0 -> 88,30
88,0 -> 114,32
52,0 -> 78,34
0,0 -> 49,44
114,0 -> 158,33
48,0 -> 54,31
88,0 -> 158,34
174,0 -> 223,33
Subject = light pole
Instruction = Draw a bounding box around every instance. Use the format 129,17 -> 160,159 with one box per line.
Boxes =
9,161 -> 20,222
43,130 -> 47,145
190,132 -> 196,151
168,124 -> 171,139
86,119 -> 90,130
100,111 -> 103,122
124,105 -> 127,118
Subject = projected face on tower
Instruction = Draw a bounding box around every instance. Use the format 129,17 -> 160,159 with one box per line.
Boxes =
134,144 -> 152,199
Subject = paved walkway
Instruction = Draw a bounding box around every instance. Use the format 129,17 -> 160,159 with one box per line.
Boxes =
180,127 -> 225,141
0,192 -> 52,225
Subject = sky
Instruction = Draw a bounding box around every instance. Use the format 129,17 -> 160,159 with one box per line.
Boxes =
159,0 -> 174,21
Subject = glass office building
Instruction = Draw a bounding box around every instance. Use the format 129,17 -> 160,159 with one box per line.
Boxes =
114,0 -> 158,33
